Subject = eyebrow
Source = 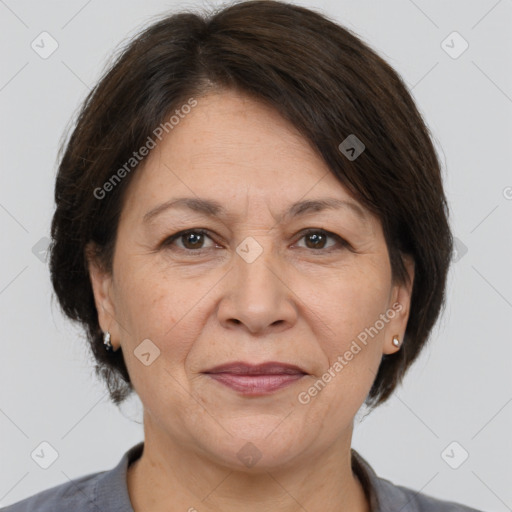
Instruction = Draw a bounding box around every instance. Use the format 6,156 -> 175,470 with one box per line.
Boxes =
143,196 -> 369,225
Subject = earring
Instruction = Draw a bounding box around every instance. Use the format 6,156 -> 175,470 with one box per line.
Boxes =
392,335 -> 400,348
103,331 -> 114,352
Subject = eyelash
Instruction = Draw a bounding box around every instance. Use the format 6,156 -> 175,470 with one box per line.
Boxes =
160,228 -> 351,255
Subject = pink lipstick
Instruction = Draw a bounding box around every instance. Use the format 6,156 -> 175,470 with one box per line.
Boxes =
204,361 -> 307,395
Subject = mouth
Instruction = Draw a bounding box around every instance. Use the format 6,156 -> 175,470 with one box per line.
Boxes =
203,361 -> 307,395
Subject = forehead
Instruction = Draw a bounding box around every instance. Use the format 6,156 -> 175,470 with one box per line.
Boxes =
121,90 -> 371,225
161,90 -> 326,176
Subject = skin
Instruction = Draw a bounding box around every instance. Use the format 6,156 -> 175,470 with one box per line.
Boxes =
88,89 -> 414,512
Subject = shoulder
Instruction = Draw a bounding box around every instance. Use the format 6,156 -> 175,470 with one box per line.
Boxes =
351,449 -> 485,512
0,471 -> 105,512
373,474 -> 484,512
0,441 -> 143,512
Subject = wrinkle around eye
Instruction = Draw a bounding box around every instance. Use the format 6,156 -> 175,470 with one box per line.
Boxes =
157,227 -> 360,256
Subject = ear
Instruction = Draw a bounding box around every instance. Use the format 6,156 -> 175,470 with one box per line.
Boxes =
85,242 -> 121,351
382,253 -> 415,355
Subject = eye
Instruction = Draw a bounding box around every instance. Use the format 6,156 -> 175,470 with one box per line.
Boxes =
162,229 -> 217,252
161,228 -> 350,254
294,229 -> 349,252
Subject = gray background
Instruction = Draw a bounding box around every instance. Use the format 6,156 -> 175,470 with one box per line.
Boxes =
1,0 -> 511,510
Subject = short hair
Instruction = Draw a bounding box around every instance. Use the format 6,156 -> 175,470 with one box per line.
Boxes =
49,0 -> 453,408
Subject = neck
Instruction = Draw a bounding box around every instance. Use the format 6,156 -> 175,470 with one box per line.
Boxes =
127,415 -> 370,512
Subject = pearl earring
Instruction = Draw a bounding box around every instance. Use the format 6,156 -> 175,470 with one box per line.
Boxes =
392,335 -> 400,348
103,331 -> 114,352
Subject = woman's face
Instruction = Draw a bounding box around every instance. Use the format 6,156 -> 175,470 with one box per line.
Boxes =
89,89 -> 413,470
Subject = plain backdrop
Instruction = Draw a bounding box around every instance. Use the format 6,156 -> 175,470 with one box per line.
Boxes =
0,0 -> 511,510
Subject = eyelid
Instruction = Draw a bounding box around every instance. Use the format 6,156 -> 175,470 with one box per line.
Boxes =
161,227 -> 352,253
294,228 -> 351,251
161,228 -> 218,251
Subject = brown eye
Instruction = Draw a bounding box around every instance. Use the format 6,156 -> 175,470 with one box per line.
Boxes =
304,231 -> 329,249
180,231 -> 206,249
161,228 -> 349,255
163,229 -> 215,251
296,229 -> 349,252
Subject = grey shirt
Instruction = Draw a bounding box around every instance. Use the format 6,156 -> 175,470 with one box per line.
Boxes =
1,442 -> 483,511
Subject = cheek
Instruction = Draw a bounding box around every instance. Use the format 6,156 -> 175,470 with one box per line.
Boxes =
300,262 -> 391,346
115,281 -> 169,354
295,265 -> 390,411
114,257 -> 216,372
113,268 -> 196,408
114,247 -> 181,320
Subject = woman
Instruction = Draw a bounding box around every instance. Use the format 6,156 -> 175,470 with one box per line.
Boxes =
1,1 -> 484,511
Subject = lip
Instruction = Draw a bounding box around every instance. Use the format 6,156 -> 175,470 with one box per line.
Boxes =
204,361 -> 307,375
203,361 -> 307,396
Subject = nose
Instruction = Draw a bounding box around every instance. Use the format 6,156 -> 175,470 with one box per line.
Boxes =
217,242 -> 298,336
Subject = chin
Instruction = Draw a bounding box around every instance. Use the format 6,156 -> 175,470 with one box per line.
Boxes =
196,428 -> 308,472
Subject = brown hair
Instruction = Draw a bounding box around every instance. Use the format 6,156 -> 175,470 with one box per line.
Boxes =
49,0 -> 452,408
